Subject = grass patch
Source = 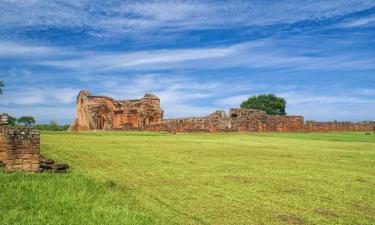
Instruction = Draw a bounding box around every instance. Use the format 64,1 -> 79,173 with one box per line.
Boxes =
1,131 -> 375,224
0,172 -> 154,225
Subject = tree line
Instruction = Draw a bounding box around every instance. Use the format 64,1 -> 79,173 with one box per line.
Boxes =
7,115 -> 69,131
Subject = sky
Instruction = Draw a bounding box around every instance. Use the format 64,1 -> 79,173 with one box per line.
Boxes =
0,0 -> 375,124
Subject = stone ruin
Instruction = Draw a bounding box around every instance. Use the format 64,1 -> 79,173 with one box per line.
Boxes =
69,90 -> 375,133
0,113 -> 69,173
69,90 -> 164,131
0,113 -> 40,172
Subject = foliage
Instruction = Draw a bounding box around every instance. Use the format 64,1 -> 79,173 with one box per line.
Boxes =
17,116 -> 36,127
5,115 -> 69,130
240,94 -> 286,115
2,132 -> 372,225
7,115 -> 18,126
34,121 -> 70,131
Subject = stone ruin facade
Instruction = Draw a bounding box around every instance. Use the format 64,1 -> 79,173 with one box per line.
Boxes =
0,113 -> 69,173
69,90 -> 375,133
69,90 -> 164,131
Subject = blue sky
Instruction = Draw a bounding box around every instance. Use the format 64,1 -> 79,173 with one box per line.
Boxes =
0,0 -> 375,124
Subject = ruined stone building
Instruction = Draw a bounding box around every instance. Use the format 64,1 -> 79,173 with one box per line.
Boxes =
69,90 -> 374,133
69,90 -> 164,131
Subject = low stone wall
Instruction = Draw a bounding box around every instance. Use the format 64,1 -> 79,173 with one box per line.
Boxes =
304,122 -> 374,132
143,109 -> 374,133
0,126 -> 40,172
145,111 -> 307,133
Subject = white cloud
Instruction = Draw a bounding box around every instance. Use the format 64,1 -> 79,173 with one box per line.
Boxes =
41,45 -> 237,70
0,87 -> 79,105
0,41 -> 77,58
341,15 -> 375,27
0,106 -> 75,124
32,38 -> 375,72
0,42 -> 59,57
355,88 -> 375,96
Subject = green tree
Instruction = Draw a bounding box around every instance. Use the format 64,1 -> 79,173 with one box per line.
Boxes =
240,94 -> 287,115
0,80 -> 4,95
18,116 -> 36,127
7,115 -> 18,126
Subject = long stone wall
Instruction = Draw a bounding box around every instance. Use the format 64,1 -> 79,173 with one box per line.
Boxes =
145,110 -> 374,133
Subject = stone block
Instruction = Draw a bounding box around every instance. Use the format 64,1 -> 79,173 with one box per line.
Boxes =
20,153 -> 32,159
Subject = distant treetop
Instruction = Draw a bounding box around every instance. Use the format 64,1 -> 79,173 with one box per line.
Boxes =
240,94 -> 286,115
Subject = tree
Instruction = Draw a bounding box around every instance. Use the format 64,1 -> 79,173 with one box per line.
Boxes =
240,94 -> 287,115
7,115 -> 18,126
0,80 -> 3,95
18,116 -> 36,127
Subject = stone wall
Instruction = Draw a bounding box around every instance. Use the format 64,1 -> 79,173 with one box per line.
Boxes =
304,122 -> 374,132
146,110 -> 306,133
146,109 -> 373,133
0,125 -> 40,172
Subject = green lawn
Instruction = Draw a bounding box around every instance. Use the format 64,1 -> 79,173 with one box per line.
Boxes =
1,132 -> 374,225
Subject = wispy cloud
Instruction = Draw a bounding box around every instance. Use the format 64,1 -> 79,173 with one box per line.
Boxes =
0,87 -> 79,105
0,41 -> 68,57
11,38 -> 372,72
1,0 -> 374,38
340,15 -> 375,27
40,45 -> 239,70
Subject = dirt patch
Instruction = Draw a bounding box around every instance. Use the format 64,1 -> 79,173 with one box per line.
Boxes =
313,208 -> 337,217
273,213 -> 305,224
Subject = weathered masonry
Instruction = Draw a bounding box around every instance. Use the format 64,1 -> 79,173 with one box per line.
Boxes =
0,114 -> 40,172
69,90 -> 164,131
69,90 -> 375,133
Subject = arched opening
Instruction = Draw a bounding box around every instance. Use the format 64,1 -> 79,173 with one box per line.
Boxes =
97,116 -> 105,130
231,113 -> 238,118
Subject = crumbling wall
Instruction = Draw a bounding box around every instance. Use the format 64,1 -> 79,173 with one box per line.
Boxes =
0,125 -> 40,172
146,109 -> 372,133
304,122 -> 374,132
147,109 -> 306,133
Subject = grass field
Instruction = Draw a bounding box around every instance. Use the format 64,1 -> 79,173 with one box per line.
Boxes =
1,132 -> 374,225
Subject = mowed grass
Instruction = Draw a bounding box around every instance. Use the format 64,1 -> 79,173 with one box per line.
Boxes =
1,132 -> 375,225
